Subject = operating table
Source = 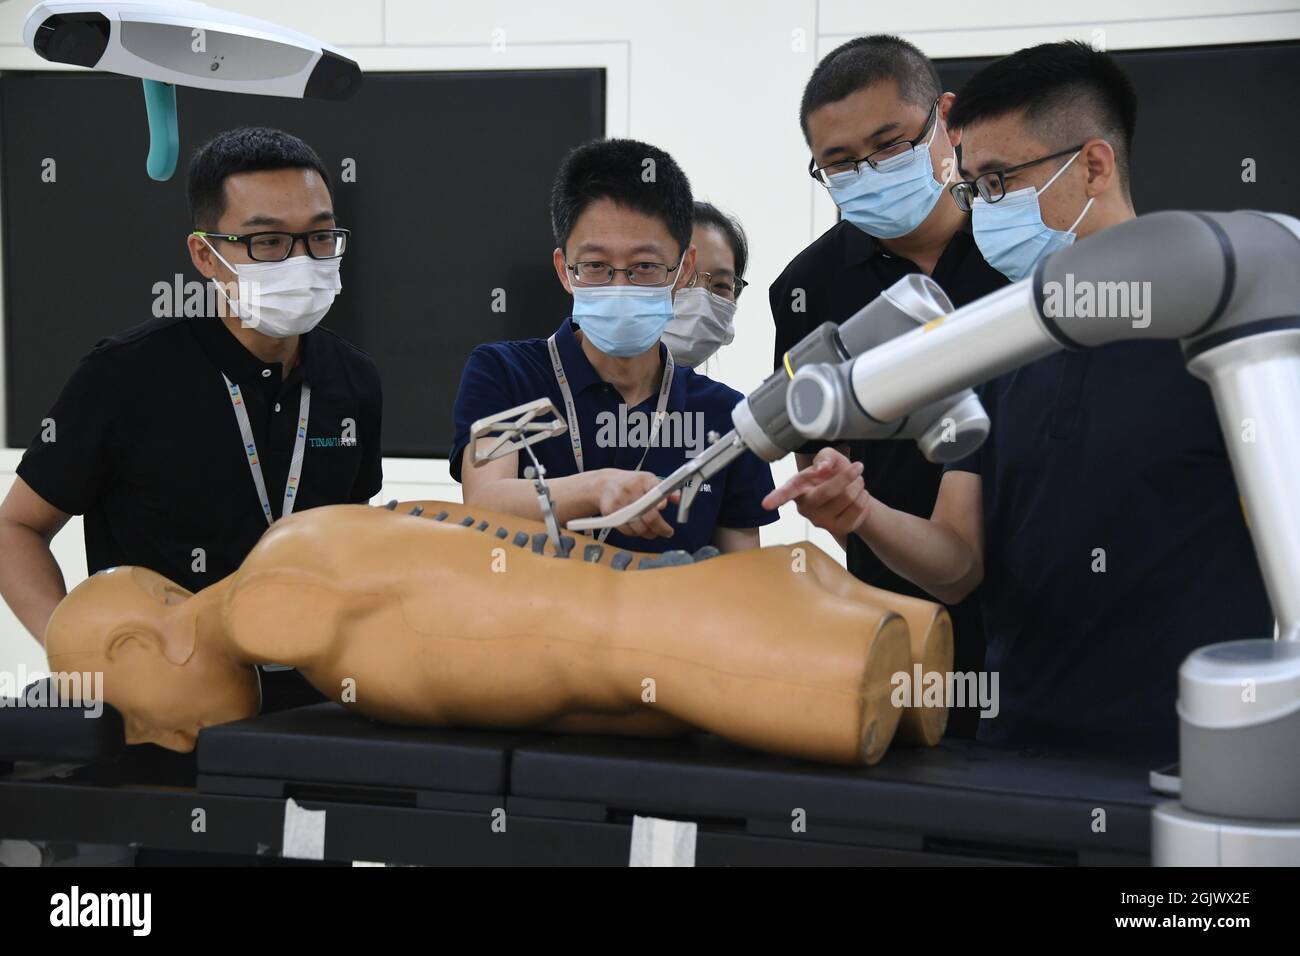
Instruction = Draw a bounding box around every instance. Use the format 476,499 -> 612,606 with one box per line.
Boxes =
0,693 -> 1164,866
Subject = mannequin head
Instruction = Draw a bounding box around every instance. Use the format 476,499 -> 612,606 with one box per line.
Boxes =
44,567 -> 260,752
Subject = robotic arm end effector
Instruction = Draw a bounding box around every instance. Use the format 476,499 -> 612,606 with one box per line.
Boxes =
785,363 -> 990,463
742,271 -> 991,464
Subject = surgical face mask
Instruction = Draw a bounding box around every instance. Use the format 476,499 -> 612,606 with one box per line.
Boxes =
971,150 -> 1094,282
570,256 -> 684,358
825,111 -> 954,239
202,237 -> 342,338
662,286 -> 738,367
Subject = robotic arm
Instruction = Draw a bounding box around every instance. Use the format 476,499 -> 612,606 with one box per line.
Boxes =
783,209 -> 1300,864
567,273 -> 991,533
574,209 -> 1300,638
570,209 -> 1300,860
787,210 -> 1300,641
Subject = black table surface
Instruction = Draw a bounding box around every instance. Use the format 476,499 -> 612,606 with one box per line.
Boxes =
1,703 -> 1170,863
197,702 -> 530,796
507,735 -> 1164,860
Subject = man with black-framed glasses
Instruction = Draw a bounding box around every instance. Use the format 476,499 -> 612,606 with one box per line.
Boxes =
768,34 -> 1005,739
0,127 -> 383,667
448,139 -> 776,554
951,136 -> 1111,281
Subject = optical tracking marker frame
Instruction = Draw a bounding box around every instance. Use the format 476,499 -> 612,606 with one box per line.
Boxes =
469,398 -> 570,554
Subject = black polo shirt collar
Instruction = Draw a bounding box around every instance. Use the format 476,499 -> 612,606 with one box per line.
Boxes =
842,219 -> 983,273
189,316 -> 312,391
837,218 -> 880,266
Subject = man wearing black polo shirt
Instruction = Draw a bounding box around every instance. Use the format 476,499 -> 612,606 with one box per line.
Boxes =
0,127 -> 383,658
768,43 -> 1272,755
770,35 -> 1004,736
450,138 -> 776,554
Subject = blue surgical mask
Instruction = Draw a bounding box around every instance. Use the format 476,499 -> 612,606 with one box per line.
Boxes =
971,150 -> 1094,281
826,113 -> 953,239
572,283 -> 676,357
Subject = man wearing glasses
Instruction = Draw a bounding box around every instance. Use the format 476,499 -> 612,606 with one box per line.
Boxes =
0,127 -> 383,663
449,139 -> 776,553
770,42 -> 1272,755
767,34 -> 1004,738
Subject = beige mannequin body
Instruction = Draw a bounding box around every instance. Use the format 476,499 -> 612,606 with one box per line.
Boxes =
394,503 -> 952,746
45,501 -> 951,765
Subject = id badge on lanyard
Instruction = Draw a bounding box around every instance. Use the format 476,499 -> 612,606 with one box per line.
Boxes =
223,373 -> 311,525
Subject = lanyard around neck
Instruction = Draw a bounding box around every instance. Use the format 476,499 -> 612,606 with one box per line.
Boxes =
547,334 -> 674,543
223,373 -> 311,525
547,333 -> 674,475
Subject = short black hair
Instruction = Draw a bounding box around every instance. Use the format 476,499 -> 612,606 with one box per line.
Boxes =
549,138 -> 693,256
800,34 -> 941,141
948,41 -> 1137,191
187,126 -> 332,229
692,201 -> 748,281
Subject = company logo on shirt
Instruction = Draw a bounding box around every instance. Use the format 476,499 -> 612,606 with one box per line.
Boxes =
681,474 -> 712,496
307,417 -> 357,449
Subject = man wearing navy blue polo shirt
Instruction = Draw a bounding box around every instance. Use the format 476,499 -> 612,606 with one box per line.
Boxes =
450,139 -> 776,554
766,44 -> 1272,755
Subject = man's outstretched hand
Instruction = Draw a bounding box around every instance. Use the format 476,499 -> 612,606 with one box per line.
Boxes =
762,446 -> 872,538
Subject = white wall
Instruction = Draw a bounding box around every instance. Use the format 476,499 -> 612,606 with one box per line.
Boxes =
0,0 -> 1297,675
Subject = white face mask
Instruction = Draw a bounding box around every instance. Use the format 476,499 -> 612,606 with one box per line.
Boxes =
202,237 -> 342,338
663,286 -> 738,367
